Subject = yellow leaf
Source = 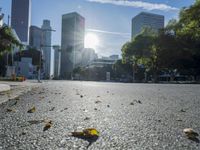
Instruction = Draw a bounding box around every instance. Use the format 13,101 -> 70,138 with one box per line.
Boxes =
71,128 -> 100,138
83,128 -> 100,137
27,106 -> 36,113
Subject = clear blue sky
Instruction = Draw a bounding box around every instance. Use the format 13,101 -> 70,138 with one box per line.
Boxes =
0,0 -> 196,57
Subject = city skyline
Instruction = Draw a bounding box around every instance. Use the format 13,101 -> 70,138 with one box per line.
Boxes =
0,0 -> 195,57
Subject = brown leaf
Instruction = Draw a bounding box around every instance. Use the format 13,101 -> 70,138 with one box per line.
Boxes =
95,100 -> 101,104
43,123 -> 52,131
71,128 -> 99,138
183,128 -> 199,139
43,120 -> 52,131
6,108 -> 16,112
27,106 -> 36,113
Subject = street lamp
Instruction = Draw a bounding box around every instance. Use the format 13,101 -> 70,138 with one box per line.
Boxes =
38,28 -> 56,83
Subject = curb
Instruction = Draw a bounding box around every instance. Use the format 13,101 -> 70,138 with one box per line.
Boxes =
0,84 -> 11,93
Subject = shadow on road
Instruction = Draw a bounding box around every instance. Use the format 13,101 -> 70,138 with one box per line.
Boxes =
189,137 -> 200,143
71,134 -> 99,149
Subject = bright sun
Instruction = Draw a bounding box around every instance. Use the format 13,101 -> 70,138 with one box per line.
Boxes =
84,33 -> 99,49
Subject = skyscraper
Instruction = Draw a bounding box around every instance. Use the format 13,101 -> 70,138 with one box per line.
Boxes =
60,12 -> 85,79
53,45 -> 61,79
11,0 -> 31,44
41,20 -> 52,79
29,25 -> 42,50
132,12 -> 164,38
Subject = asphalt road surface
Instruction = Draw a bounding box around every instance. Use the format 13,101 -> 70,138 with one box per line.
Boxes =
0,81 -> 200,150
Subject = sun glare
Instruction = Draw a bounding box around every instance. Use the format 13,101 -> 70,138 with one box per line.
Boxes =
84,33 -> 99,49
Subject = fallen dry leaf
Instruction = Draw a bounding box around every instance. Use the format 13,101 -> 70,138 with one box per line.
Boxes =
71,128 -> 99,138
15,97 -> 20,100
84,117 -> 90,121
71,131 -> 84,137
134,99 -> 142,104
6,108 -> 16,112
43,120 -> 52,131
183,128 -> 199,139
83,128 -> 100,138
177,119 -> 182,122
180,109 -> 186,112
43,123 -> 52,131
27,106 -> 36,113
95,100 -> 101,104
49,107 -> 55,111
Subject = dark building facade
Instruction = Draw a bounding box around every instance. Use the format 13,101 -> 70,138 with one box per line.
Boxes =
29,25 -> 42,50
11,0 -> 31,44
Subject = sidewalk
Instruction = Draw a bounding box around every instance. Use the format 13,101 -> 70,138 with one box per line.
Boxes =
0,80 -> 40,105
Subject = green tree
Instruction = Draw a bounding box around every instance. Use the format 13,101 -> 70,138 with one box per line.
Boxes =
176,0 -> 200,78
122,27 -> 159,82
177,0 -> 200,39
0,26 -> 22,55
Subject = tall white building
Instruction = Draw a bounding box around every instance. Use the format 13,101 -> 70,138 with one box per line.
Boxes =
53,45 -> 61,79
132,12 -> 164,38
41,20 -> 52,79
11,0 -> 31,44
60,12 -> 85,79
